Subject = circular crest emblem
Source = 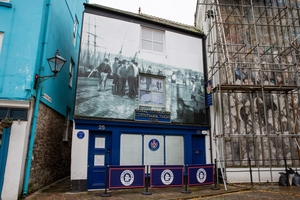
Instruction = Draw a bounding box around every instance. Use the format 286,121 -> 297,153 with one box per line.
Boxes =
161,169 -> 174,185
77,131 -> 85,139
148,139 -> 160,151
120,170 -> 134,186
196,168 -> 207,183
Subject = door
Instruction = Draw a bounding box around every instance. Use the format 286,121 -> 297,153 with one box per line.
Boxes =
0,127 -> 11,196
87,132 -> 111,190
192,135 -> 206,164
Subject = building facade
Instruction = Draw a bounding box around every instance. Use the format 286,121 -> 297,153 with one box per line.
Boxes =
196,0 -> 300,184
0,0 -> 86,199
71,4 -> 211,191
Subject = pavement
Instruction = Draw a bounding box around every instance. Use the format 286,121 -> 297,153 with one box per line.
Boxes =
23,176 -> 300,200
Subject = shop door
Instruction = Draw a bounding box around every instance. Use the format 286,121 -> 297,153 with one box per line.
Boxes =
87,132 -> 111,190
192,135 -> 206,164
0,128 -> 11,196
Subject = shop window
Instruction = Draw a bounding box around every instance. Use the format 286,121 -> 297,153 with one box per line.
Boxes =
141,27 -> 164,53
0,107 -> 28,120
120,134 -> 184,166
139,75 -> 165,107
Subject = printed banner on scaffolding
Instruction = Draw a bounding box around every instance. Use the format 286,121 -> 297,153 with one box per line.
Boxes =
109,166 -> 145,189
188,164 -> 214,186
150,165 -> 183,187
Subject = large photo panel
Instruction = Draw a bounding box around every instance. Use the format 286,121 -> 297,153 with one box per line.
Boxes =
75,13 -> 206,125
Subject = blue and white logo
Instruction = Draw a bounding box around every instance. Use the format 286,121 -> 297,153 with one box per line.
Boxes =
161,169 -> 174,185
120,170 -> 134,186
77,131 -> 85,139
196,168 -> 207,183
148,138 -> 160,151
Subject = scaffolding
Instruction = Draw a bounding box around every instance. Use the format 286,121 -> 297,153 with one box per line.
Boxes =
197,0 -> 300,183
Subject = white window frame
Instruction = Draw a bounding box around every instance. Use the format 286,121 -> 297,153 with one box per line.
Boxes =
72,17 -> 78,45
69,59 -> 74,87
63,107 -> 71,141
0,32 -> 4,54
139,74 -> 166,108
141,26 -> 165,53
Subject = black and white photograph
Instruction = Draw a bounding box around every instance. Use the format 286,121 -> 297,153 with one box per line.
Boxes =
75,13 -> 206,124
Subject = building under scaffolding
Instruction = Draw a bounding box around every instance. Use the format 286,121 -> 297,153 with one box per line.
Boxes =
195,0 -> 300,183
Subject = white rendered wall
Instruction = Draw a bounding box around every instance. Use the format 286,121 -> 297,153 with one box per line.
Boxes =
225,168 -> 287,184
1,122 -> 30,200
71,126 -> 89,180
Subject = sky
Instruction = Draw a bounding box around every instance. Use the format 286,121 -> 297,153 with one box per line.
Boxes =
88,0 -> 198,26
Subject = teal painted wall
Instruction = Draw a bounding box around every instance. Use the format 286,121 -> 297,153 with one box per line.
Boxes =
0,0 -> 87,118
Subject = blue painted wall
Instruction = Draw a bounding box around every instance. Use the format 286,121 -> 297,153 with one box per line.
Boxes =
0,0 -> 87,118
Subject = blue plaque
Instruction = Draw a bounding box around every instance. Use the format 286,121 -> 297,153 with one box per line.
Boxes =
148,139 -> 160,151
109,166 -> 145,189
150,166 -> 183,187
188,164 -> 214,186
77,131 -> 85,139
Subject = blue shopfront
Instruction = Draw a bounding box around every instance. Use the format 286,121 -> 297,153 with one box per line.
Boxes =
73,119 -> 210,190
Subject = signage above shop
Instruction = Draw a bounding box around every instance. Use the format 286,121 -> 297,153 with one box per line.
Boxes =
134,109 -> 171,123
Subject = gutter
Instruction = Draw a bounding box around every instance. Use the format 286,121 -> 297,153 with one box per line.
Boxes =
22,0 -> 52,195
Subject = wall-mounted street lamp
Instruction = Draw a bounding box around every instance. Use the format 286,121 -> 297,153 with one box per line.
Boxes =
34,50 -> 66,88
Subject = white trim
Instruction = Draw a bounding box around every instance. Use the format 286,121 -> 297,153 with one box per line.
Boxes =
0,100 -> 30,108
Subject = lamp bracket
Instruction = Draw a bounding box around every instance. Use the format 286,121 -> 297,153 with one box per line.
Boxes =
34,73 -> 57,89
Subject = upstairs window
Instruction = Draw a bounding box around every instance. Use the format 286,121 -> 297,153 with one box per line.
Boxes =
139,74 -> 165,107
0,32 -> 4,54
141,27 -> 164,53
72,17 -> 78,45
69,59 -> 74,87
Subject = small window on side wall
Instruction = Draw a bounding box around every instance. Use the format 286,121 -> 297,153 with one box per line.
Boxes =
141,27 -> 164,53
63,108 -> 71,141
139,74 -> 165,107
69,59 -> 74,87
0,32 -> 4,54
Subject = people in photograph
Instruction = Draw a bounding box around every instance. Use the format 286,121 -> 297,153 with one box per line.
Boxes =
112,57 -> 120,95
146,77 -> 151,90
117,60 -> 127,97
146,65 -> 152,74
127,59 -> 138,99
95,58 -> 111,91
171,72 -> 176,83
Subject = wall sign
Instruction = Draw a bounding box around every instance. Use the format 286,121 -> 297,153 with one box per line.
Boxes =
134,109 -> 171,123
148,138 -> 160,151
77,131 -> 85,139
205,80 -> 213,107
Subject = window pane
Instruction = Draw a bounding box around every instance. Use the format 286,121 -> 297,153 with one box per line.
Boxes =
142,40 -> 152,51
139,91 -> 152,104
142,28 -> 152,40
166,136 -> 184,165
153,42 -> 163,53
144,135 -> 164,165
153,31 -> 163,42
151,92 -> 163,105
120,134 -> 142,165
0,32 -> 3,54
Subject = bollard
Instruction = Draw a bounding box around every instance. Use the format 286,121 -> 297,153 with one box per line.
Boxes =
100,165 -> 111,197
248,157 -> 253,186
211,159 -> 220,190
142,165 -> 152,195
181,165 -> 191,194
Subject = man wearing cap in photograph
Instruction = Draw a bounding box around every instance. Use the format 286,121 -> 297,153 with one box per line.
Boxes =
112,57 -> 120,95
95,58 -> 111,91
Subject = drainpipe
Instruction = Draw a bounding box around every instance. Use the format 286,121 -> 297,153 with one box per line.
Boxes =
22,0 -> 52,195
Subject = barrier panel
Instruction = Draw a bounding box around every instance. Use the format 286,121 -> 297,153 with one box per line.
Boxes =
188,164 -> 214,186
150,165 -> 184,187
108,165 -> 145,189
